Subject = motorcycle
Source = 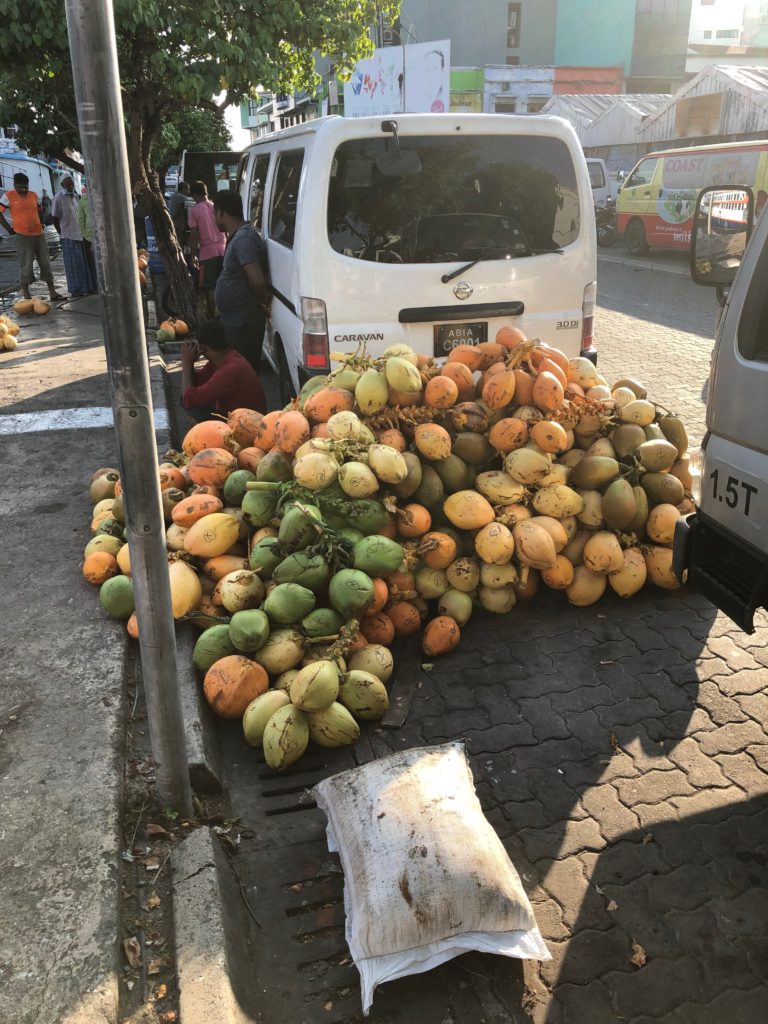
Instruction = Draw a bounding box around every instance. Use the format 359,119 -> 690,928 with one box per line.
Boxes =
595,196 -> 616,248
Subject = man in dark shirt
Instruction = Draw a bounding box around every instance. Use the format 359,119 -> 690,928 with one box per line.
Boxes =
213,190 -> 270,370
181,319 -> 267,421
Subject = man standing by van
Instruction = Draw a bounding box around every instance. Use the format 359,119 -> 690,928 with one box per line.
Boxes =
0,173 -> 65,302
212,190 -> 270,370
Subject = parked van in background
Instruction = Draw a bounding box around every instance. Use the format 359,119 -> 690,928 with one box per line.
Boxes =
236,113 -> 597,400
674,184 -> 768,631
616,139 -> 768,256
586,157 -> 613,206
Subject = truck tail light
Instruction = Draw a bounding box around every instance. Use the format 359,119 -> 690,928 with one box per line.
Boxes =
300,297 -> 329,370
581,281 -> 597,352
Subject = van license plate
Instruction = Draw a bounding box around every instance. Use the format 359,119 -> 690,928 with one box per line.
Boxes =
434,322 -> 487,357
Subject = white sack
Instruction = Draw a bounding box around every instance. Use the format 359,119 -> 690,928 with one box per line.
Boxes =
312,741 -> 550,1013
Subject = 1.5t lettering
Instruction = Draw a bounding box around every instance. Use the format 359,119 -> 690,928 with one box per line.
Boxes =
709,468 -> 758,516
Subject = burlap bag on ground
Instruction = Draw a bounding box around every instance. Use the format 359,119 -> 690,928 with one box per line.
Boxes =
312,742 -> 549,1013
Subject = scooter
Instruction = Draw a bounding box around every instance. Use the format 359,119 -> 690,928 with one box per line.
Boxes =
595,197 -> 616,248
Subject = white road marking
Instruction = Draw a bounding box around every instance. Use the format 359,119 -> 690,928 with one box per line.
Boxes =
0,407 -> 170,434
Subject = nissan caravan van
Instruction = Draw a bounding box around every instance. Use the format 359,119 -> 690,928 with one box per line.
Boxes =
237,114 -> 597,401
674,185 -> 768,631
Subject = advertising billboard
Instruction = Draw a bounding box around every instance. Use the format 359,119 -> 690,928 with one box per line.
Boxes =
344,41 -> 451,118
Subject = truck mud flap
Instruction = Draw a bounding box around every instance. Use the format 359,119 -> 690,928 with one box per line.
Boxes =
680,513 -> 768,634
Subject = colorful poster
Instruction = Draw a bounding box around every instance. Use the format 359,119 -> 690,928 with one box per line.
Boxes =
403,41 -> 450,114
343,41 -> 451,117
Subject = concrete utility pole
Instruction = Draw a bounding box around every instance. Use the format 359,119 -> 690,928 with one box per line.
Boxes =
64,0 -> 193,817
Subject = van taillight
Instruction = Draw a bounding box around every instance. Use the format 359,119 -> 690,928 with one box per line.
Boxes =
581,281 -> 597,352
301,297 -> 329,369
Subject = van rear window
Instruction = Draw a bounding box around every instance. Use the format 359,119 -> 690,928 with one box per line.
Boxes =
327,135 -> 580,263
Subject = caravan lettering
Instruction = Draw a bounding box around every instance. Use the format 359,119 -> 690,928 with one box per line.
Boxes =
333,333 -> 385,343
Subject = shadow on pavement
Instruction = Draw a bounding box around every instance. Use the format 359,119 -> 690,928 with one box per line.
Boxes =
543,790 -> 768,1023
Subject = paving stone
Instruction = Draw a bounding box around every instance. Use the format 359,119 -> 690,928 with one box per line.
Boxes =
587,638 -> 641,661
517,698 -> 572,742
555,925 -> 633,987
580,783 -> 640,841
732,691 -> 768,730
438,681 -> 478,712
537,856 -> 591,930
510,737 -> 586,772
715,751 -> 768,794
475,751 -> 535,803
537,937 -> 567,987
605,955 -> 714,1019
710,886 -> 768,949
698,720 -> 767,756
556,979 -> 617,1024
686,655 -> 731,683
660,985 -> 768,1024
420,707 -> 490,741
644,709 -> 707,745
561,709 -> 616,759
592,835 -> 671,884
529,895 -> 570,942
717,667 -> 768,697
546,683 -> 615,716
669,784 -> 749,822
659,625 -> 711,661
619,648 -> 687,678
615,734 -> 680,774
561,752 -> 639,790
502,798 -> 548,834
614,768 -> 695,807
524,768 -> 586,821
667,736 -> 731,788
595,698 -> 667,735
685,707 -> 718,734
645,859 -> 737,914
463,720 -> 538,755
747,743 -> 768,772
631,800 -> 680,828
520,816 -> 606,863
662,902 -> 747,959
704,635 -> 762,672
634,671 -> 694,712
594,883 -> 681,959
622,623 -> 669,652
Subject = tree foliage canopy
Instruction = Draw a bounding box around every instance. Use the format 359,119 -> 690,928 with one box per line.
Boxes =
153,109 -> 232,177
0,0 -> 400,173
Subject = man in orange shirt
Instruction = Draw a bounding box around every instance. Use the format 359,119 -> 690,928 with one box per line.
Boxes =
0,173 -> 64,301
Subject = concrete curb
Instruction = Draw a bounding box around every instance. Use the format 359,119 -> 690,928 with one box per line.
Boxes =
172,828 -> 255,1024
177,623 -> 224,794
598,251 -> 690,277
144,332 -> 223,795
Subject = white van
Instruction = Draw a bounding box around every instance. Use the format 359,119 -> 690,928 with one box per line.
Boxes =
674,185 -> 768,631
237,114 -> 597,402
586,157 -> 613,206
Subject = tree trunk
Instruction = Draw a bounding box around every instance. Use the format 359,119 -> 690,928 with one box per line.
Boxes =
126,113 -> 199,329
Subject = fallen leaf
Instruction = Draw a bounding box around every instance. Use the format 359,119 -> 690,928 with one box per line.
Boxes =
594,884 -> 605,896
123,936 -> 141,968
610,733 -> 620,751
146,823 -> 169,838
159,1013 -> 178,1023
606,900 -> 618,912
156,983 -> 167,1000
642,833 -> 654,845
630,941 -> 647,968
324,1001 -> 333,1012
144,857 -> 161,870
421,663 -> 434,671
148,894 -> 161,909
125,980 -> 134,991
289,883 -> 304,894
148,957 -> 167,975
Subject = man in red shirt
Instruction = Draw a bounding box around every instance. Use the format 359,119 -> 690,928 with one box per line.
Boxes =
0,173 -> 65,301
181,318 -> 267,422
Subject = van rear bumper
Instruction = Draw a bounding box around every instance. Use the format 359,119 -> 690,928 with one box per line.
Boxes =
673,512 -> 768,634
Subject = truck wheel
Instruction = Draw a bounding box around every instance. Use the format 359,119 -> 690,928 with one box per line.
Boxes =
625,219 -> 649,257
276,340 -> 297,406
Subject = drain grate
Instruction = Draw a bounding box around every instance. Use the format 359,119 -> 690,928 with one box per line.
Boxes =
219,716 -> 532,1024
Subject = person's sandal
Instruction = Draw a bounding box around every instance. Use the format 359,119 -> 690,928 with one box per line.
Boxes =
50,293 -> 67,301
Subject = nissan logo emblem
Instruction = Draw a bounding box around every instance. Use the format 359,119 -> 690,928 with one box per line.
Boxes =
453,281 -> 473,301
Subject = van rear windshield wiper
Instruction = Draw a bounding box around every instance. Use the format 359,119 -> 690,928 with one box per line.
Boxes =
441,245 -> 563,283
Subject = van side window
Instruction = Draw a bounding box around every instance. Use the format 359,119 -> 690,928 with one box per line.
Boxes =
737,236 -> 768,363
269,151 -> 304,247
625,159 -> 656,189
248,154 -> 271,230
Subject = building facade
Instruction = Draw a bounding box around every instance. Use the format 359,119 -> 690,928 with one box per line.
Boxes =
687,0 -> 768,74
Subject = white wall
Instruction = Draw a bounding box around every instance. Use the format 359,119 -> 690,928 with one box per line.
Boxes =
688,0 -> 746,46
